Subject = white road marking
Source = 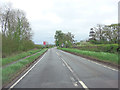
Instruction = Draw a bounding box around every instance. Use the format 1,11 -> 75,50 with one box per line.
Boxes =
56,52 -> 89,90
61,58 -> 74,73
62,58 -> 88,89
9,52 -> 47,89
86,59 -> 118,71
68,67 -> 74,73
74,82 -> 78,87
70,77 -> 78,87
56,52 -> 59,55
79,81 -> 89,90
70,77 -> 75,82
57,52 -> 78,87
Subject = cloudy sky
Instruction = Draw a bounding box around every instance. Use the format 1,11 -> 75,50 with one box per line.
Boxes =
0,0 -> 119,44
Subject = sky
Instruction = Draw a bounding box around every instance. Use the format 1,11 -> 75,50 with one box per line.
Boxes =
0,0 -> 119,44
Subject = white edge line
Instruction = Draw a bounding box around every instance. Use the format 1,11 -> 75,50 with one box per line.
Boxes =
9,52 -> 47,89
59,50 -> 118,72
87,59 -> 118,71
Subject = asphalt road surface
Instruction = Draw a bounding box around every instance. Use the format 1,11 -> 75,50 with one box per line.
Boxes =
13,47 -> 118,88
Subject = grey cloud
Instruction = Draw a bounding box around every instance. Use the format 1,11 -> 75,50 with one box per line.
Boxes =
30,0 -> 118,44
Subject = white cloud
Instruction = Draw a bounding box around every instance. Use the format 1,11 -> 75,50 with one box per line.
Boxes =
102,20 -> 118,25
41,13 -> 63,24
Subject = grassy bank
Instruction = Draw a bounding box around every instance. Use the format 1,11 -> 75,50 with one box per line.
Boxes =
2,48 -> 47,85
59,48 -> 118,65
2,49 -> 42,66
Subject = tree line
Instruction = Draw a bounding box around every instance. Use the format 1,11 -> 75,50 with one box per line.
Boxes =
0,5 -> 35,57
89,24 -> 119,44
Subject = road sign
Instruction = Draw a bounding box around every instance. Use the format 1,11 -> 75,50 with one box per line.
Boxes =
43,41 -> 46,45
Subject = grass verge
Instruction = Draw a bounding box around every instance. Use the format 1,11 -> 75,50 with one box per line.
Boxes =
59,48 -> 118,65
2,48 -> 47,86
2,49 -> 42,66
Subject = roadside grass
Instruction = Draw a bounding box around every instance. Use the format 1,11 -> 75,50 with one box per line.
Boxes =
2,48 -> 47,85
2,49 -> 42,66
59,48 -> 118,65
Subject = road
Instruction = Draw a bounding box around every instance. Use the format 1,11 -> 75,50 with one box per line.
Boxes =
12,48 -> 118,88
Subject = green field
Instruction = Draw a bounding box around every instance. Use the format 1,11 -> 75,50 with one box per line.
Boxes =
2,48 -> 47,85
2,49 -> 42,66
59,48 -> 118,65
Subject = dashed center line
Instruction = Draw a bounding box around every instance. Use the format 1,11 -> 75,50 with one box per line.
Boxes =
79,81 -> 89,90
70,77 -> 75,82
56,52 -> 89,90
74,82 -> 78,87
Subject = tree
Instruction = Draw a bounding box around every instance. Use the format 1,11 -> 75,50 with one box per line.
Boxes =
54,30 -> 64,46
1,4 -> 34,57
89,24 -> 118,44
54,30 -> 74,47
106,24 -> 118,43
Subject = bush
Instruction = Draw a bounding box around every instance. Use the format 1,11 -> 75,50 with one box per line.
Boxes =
2,36 -> 35,57
34,44 -> 44,49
